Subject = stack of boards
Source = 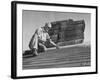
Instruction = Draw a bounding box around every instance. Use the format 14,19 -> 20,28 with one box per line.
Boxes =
46,19 -> 85,48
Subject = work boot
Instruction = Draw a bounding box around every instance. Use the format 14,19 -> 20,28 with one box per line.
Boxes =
34,49 -> 39,56
32,48 -> 38,56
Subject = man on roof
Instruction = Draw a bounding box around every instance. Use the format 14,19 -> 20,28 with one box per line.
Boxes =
29,23 -> 60,56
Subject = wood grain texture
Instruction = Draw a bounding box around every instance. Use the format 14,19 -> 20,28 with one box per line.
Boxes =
23,44 -> 90,70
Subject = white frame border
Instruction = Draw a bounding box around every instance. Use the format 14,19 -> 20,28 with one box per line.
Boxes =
16,3 -> 96,77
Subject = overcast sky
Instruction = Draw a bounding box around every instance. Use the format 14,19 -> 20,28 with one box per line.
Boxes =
22,10 -> 91,50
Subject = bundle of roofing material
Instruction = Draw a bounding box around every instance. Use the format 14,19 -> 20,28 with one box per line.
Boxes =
46,19 -> 85,48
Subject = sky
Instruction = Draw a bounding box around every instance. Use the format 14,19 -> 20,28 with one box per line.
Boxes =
22,10 -> 91,50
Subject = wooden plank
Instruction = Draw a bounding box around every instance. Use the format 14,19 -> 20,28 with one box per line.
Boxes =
23,44 -> 90,70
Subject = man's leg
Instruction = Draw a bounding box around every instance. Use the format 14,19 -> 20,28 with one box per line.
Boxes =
38,43 -> 47,52
32,48 -> 38,56
30,34 -> 39,56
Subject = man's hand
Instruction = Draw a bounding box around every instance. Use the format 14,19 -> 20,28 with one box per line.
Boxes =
56,45 -> 60,49
49,39 -> 60,49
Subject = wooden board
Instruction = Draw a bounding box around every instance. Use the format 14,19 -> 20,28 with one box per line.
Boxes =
23,44 -> 90,70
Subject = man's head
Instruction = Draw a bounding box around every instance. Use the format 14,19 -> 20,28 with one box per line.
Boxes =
44,23 -> 52,32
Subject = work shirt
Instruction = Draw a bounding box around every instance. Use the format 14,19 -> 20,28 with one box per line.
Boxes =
29,27 -> 50,49
36,27 -> 50,42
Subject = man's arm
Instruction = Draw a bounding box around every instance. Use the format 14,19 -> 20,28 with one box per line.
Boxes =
48,39 -> 60,49
46,33 -> 60,49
